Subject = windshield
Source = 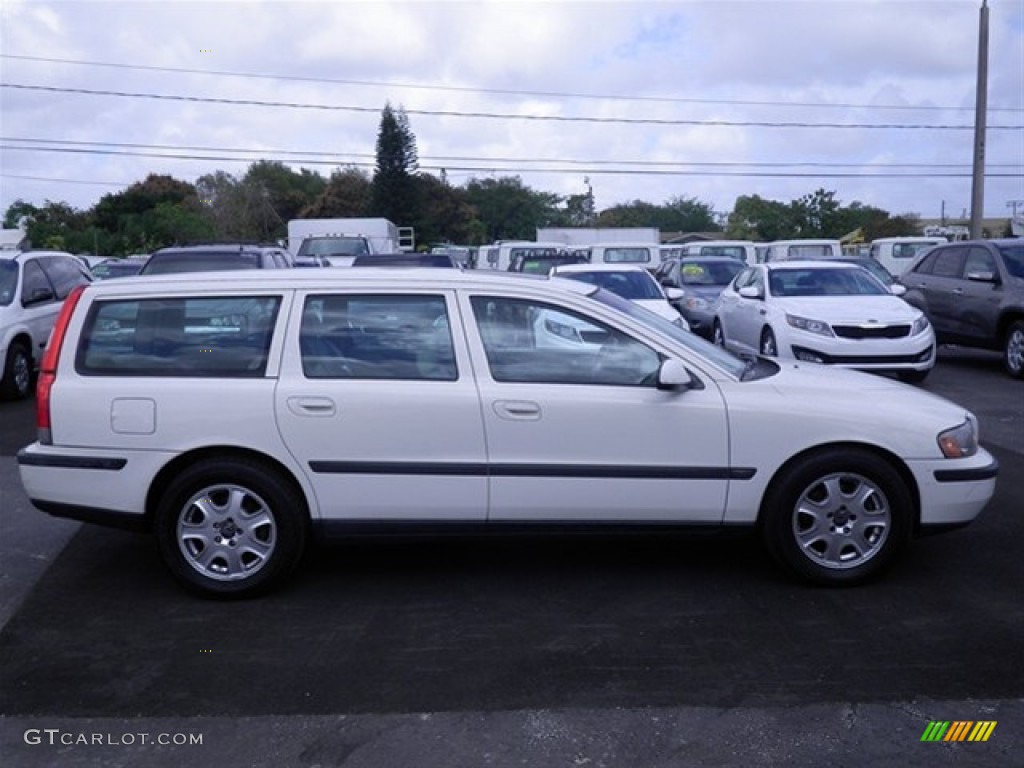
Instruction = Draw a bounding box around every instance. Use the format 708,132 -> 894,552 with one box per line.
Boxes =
786,244 -> 834,259
680,260 -> 745,286
602,247 -> 652,264
563,270 -> 664,300
700,245 -> 746,261
143,252 -> 261,275
588,288 -> 749,379
998,245 -> 1024,279
298,237 -> 370,257
0,261 -> 17,306
769,267 -> 889,297
842,259 -> 893,285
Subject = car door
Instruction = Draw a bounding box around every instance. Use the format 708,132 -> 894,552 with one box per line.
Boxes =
274,289 -> 488,522
722,268 -> 765,355
715,268 -> 749,348
902,246 -> 966,338
462,292 -> 730,523
18,259 -> 61,361
956,246 -> 1002,343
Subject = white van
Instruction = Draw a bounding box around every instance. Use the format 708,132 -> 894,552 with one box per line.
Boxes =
590,242 -> 661,271
477,241 -> 569,272
869,237 -> 945,277
763,239 -> 844,263
681,240 -> 756,264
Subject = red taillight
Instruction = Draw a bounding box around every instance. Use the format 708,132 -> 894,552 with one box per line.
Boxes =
36,284 -> 87,445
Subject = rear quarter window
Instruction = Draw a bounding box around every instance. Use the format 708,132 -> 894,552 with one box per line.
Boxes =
76,295 -> 281,377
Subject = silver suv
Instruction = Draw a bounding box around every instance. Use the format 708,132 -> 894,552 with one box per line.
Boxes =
900,239 -> 1024,378
0,250 -> 92,399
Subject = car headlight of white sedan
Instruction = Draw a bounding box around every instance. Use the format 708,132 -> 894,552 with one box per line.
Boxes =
911,314 -> 931,336
938,418 -> 979,458
786,313 -> 834,337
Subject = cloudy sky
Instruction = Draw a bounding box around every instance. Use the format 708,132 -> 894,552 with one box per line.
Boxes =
1,0 -> 1022,226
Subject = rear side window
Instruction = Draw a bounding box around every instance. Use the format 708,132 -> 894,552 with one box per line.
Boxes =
77,296 -> 281,377
40,256 -> 90,299
300,294 -> 456,381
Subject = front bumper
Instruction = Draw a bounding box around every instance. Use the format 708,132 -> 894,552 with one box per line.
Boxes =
907,449 -> 998,527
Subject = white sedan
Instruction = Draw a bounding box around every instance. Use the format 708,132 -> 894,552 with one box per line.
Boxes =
551,264 -> 689,329
713,261 -> 935,383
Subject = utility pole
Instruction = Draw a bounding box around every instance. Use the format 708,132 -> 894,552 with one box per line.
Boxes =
969,0 -> 989,239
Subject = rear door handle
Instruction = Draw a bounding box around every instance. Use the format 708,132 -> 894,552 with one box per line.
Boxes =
493,400 -> 541,421
952,288 -> 964,295
287,396 -> 337,417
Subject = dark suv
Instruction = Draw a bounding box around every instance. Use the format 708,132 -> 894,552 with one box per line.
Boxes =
900,239 -> 1024,378
140,244 -> 293,275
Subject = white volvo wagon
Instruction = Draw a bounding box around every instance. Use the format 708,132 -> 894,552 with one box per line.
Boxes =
17,269 -> 998,597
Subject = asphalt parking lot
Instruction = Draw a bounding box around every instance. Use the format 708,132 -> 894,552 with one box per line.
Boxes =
0,346 -> 1021,767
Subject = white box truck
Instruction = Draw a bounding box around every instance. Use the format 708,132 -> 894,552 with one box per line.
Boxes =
287,218 -> 415,261
537,227 -> 660,246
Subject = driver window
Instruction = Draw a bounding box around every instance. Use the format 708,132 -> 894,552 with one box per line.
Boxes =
470,296 -> 661,387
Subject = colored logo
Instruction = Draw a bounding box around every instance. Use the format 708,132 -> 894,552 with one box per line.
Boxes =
921,721 -> 996,742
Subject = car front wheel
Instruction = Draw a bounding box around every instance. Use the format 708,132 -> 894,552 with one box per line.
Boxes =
712,320 -> 725,347
0,342 -> 32,400
1004,320 -> 1024,379
155,459 -> 307,598
761,448 -> 913,585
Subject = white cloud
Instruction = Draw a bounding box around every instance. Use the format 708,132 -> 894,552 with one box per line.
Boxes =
0,0 -> 1021,227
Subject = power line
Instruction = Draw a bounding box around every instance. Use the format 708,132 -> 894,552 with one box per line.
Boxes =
6,53 -> 1021,114
0,173 -> 129,187
4,137 -> 1021,170
3,144 -> 1020,178
3,83 -> 1022,130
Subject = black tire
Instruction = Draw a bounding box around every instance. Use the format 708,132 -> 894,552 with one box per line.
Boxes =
712,320 -> 725,347
1004,320 -> 1024,379
761,448 -> 913,586
897,368 -> 930,384
759,327 -> 778,357
155,458 -> 307,598
0,341 -> 32,400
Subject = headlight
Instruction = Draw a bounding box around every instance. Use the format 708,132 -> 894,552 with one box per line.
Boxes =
544,317 -> 582,342
672,315 -> 690,330
684,296 -> 708,311
911,314 -> 930,336
937,418 -> 978,458
786,313 -> 834,337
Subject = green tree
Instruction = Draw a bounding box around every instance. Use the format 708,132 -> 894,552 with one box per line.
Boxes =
413,172 -> 483,245
726,194 -> 803,240
300,167 -> 372,218
371,103 -> 419,225
242,161 -> 327,237
462,176 -> 562,241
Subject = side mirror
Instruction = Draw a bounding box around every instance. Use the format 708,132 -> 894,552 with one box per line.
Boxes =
889,284 -> 907,296
738,285 -> 761,300
656,359 -> 694,391
664,287 -> 684,301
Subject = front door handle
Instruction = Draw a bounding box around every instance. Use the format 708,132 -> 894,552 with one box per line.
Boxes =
493,400 -> 541,421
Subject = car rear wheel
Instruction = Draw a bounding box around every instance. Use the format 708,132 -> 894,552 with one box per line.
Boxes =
0,341 -> 32,400
155,459 -> 307,598
761,448 -> 913,585
1004,320 -> 1024,379
760,327 -> 778,357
